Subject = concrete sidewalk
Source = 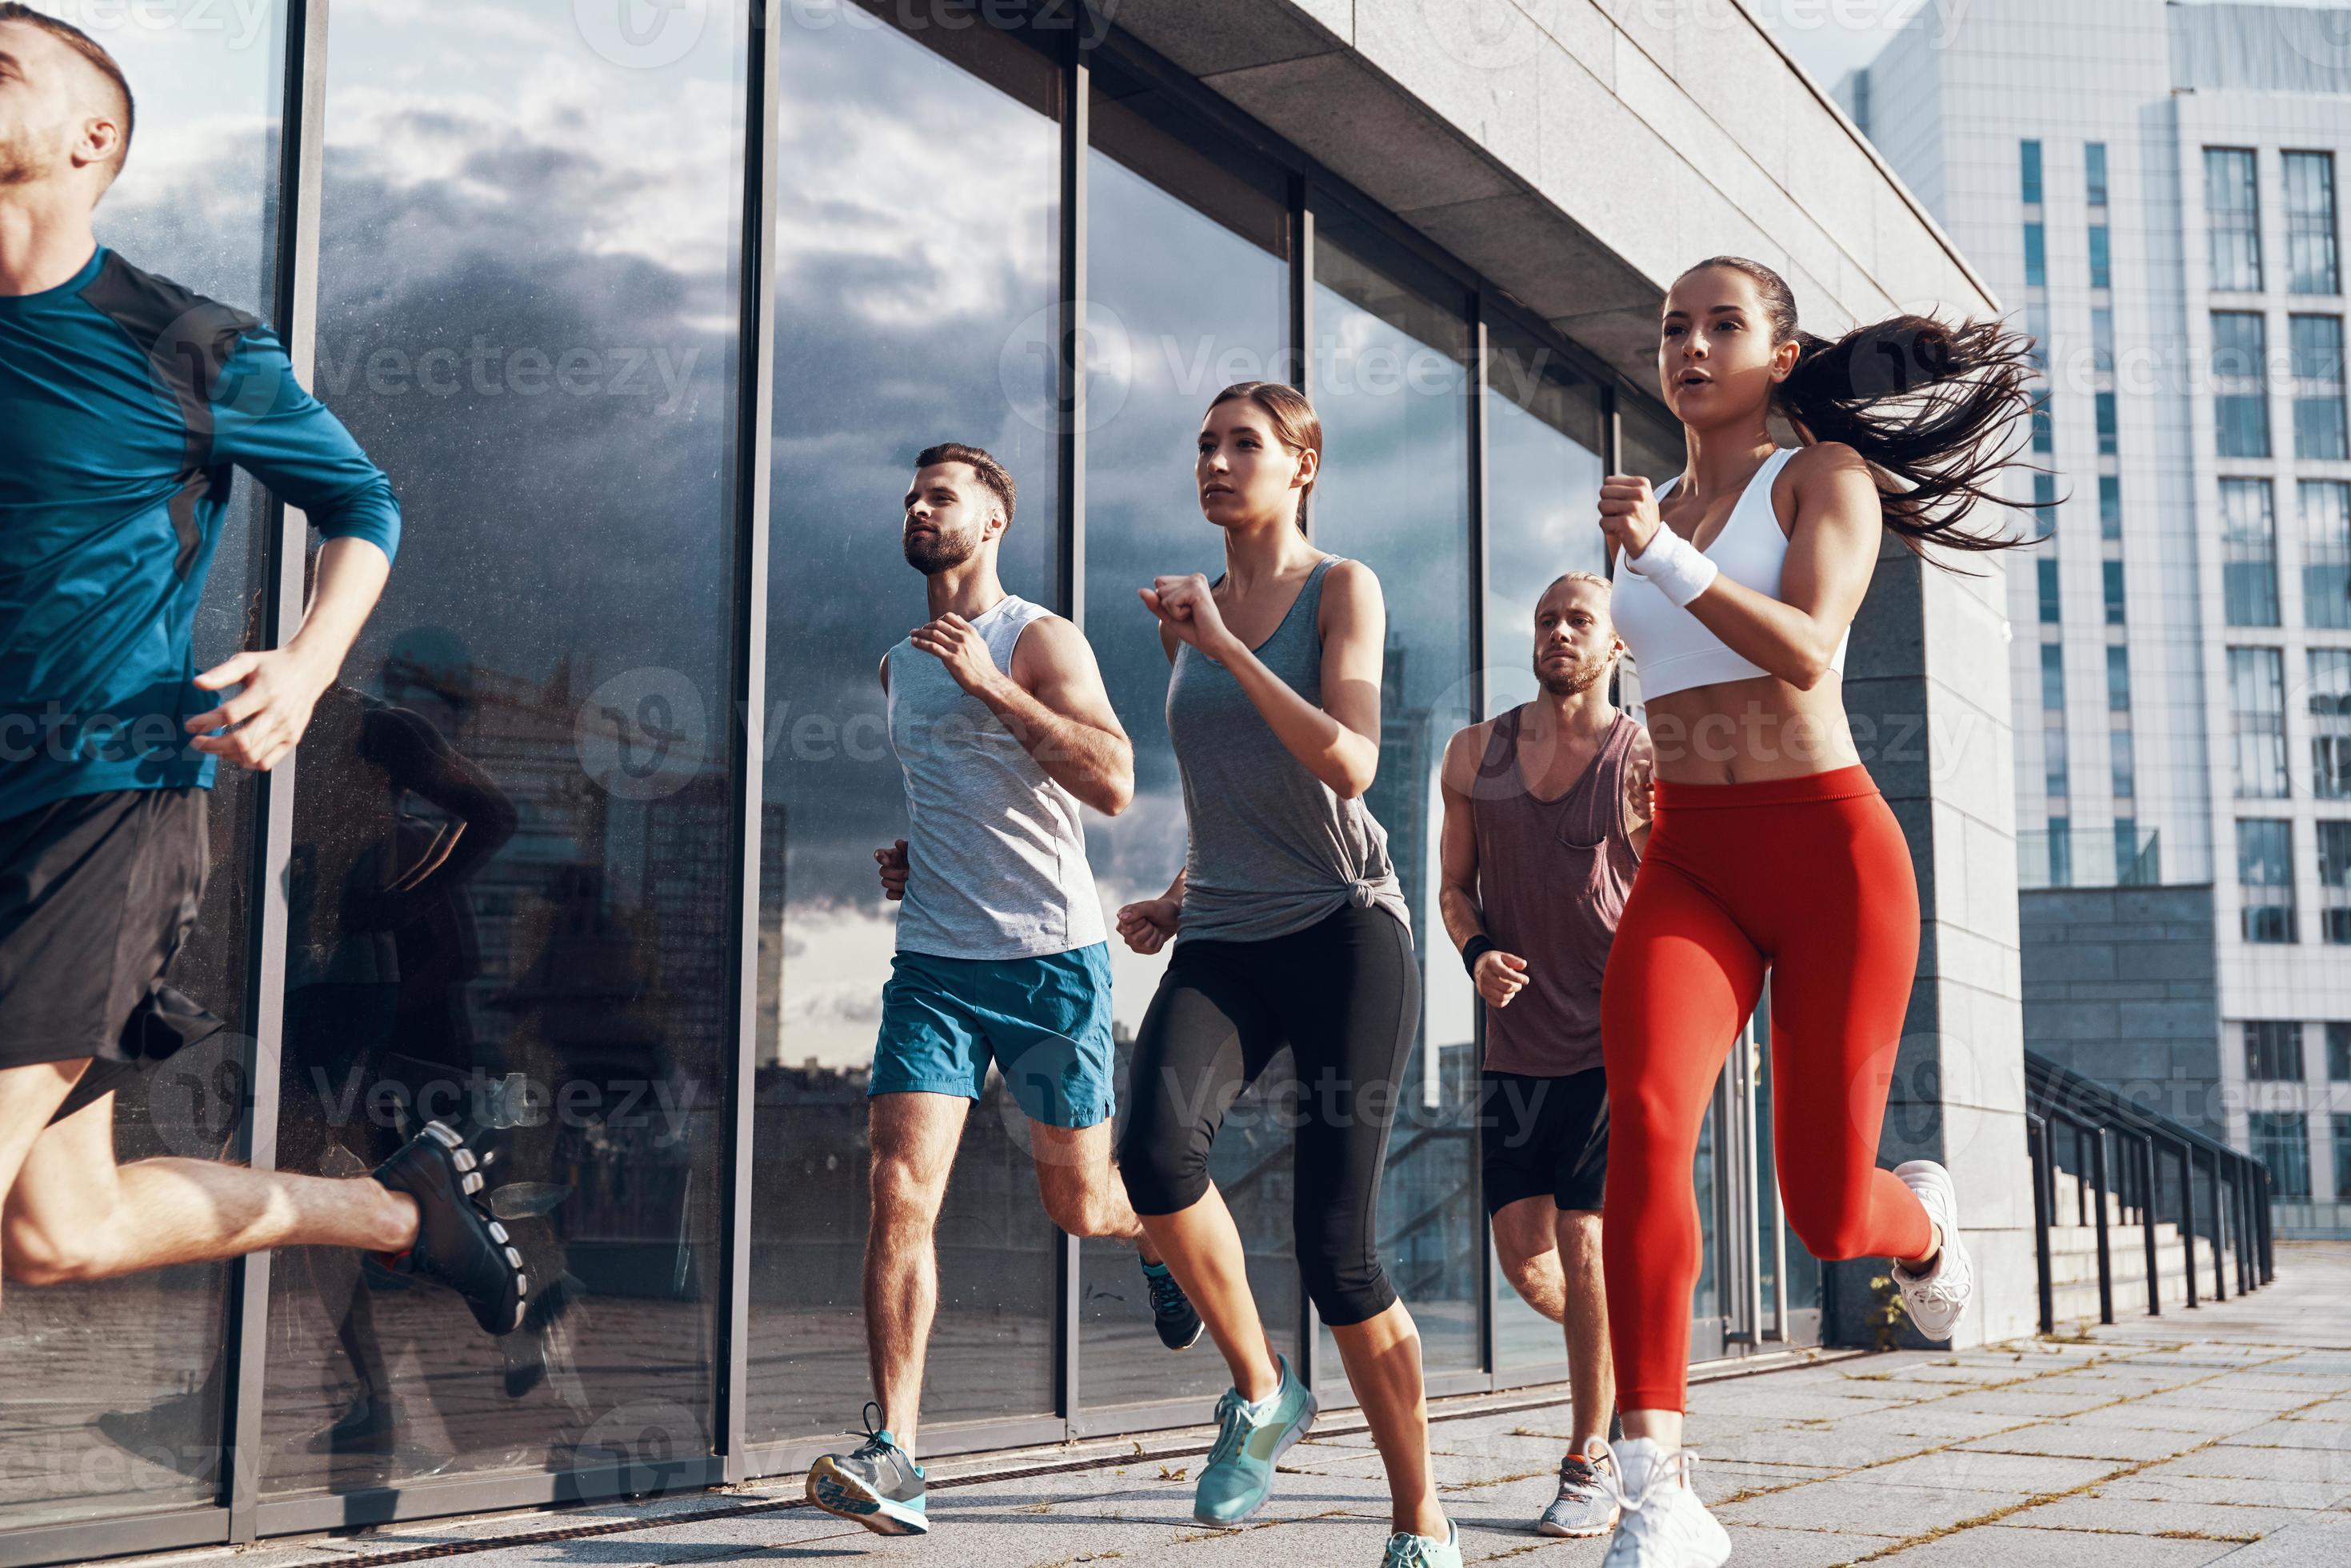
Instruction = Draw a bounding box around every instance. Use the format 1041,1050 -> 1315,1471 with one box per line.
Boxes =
177,1242 -> 2351,1567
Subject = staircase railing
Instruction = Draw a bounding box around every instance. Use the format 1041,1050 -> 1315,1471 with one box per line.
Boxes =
2025,1050 -> 2276,1334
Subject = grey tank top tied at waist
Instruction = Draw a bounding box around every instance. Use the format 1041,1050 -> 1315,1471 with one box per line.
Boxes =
1469,706 -> 1640,1078
1164,555 -> 1409,946
886,595 -> 1106,961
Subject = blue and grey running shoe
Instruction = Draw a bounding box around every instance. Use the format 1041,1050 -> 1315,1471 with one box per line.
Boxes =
805,1404 -> 927,1536
1142,1258 -> 1203,1350
1193,1353 -> 1317,1526
1381,1519 -> 1462,1566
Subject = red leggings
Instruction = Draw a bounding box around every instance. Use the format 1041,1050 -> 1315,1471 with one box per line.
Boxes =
1601,766 -> 1932,1412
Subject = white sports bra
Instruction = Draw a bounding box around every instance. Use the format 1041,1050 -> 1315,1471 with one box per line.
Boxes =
1609,446 -> 1849,700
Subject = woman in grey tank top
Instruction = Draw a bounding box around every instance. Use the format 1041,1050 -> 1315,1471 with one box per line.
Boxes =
1111,382 -> 1457,1566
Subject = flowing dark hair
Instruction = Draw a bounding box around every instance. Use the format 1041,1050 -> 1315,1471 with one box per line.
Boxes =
1678,256 -> 2039,557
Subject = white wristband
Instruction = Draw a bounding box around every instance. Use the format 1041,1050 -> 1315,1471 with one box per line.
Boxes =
1625,526 -> 1719,609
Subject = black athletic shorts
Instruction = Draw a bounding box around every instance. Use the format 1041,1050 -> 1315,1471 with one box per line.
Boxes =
1479,1066 -> 1609,1215
0,786 -> 222,1124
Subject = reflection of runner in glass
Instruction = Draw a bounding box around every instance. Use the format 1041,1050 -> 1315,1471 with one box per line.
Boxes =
806,443 -> 1197,1538
0,9 -> 523,1338
1116,383 -> 1458,1568
1592,258 -> 2031,1566
1437,572 -> 1649,1538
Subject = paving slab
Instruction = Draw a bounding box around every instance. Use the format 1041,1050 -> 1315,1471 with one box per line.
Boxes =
2001,1490 -> 2304,1542
1869,1522 -> 2241,1566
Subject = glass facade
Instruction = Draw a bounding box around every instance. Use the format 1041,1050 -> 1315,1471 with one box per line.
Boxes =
2325,822 -> 2351,944
2230,646 -> 2290,798
2085,141 -> 2109,208
2207,147 -> 2263,291
2,10 -> 1827,1558
2021,138 -> 2044,206
2221,478 -> 2281,628
2245,1021 -> 2305,1082
2251,1111 -> 2312,1199
2240,818 -> 2297,942
2213,311 -> 2271,458
2313,650 -> 2351,801
2301,480 -> 2351,630
2290,314 -> 2348,461
2285,150 -> 2340,296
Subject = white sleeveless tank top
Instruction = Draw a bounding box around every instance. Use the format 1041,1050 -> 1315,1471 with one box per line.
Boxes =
885,595 -> 1108,960
1609,446 -> 1849,699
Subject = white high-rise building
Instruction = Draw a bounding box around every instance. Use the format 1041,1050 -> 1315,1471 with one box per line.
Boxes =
1845,0 -> 2351,1233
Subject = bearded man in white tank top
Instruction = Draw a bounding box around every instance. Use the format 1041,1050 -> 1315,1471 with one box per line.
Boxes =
804,445 -> 1199,1539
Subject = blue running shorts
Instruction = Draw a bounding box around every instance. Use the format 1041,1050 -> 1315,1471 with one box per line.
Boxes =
870,942 -> 1115,1130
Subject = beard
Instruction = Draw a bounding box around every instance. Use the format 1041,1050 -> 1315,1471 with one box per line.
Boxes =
0,120 -> 66,186
1534,648 -> 1613,697
902,523 -> 978,574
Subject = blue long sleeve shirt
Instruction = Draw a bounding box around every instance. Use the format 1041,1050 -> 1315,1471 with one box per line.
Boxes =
0,244 -> 399,819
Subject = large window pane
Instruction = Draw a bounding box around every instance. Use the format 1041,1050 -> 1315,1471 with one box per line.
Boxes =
2239,818 -> 2297,943
2312,649 -> 2351,800
2301,479 -> 2351,629
2221,477 -> 2280,627
1310,226 -> 1480,1384
2229,646 -> 2289,799
2291,315 -> 2347,460
2285,150 -> 2338,296
2207,147 -> 2262,291
0,4 -> 283,1531
2212,311 -> 2270,458
259,1 -> 748,1494
748,14 -> 1062,1447
1484,322 -> 1605,716
1078,63 -> 1295,1414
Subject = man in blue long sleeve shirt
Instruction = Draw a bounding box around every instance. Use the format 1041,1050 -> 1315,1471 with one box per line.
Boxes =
0,6 -> 526,1337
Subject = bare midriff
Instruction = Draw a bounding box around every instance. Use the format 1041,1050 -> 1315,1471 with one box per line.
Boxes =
1641,670 -> 1862,786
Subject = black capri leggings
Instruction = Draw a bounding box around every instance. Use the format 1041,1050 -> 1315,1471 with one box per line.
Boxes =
1118,904 -> 1419,1326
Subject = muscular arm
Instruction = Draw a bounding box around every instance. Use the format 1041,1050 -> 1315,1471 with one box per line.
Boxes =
1679,444 -> 1880,689
1212,560 -> 1385,798
1437,725 -> 1488,954
994,616 -> 1135,816
1622,722 -> 1656,858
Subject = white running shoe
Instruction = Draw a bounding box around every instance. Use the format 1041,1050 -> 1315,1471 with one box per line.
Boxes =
1891,1158 -> 1974,1342
1594,1438 -> 1731,1568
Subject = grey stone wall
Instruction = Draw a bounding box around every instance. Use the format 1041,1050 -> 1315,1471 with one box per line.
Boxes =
2019,886 -> 2223,1138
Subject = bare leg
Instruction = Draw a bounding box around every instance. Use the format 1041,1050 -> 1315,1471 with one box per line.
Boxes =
1492,1194 -> 1567,1321
1136,1185 -> 1277,1402
1621,1410 -> 1683,1449
1328,1302 -> 1446,1538
1029,1121 -> 1159,1263
1557,1210 -> 1613,1454
2,1078 -> 419,1302
862,1091 -> 968,1456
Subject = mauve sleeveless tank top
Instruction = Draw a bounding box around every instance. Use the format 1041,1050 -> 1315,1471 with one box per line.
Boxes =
1469,706 -> 1640,1077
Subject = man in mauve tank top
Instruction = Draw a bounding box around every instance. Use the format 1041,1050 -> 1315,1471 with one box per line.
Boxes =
803,445 -> 1198,1539
1438,571 -> 1653,1540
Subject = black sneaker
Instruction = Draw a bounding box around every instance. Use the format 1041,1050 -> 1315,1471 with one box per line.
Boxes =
1142,1258 -> 1203,1350
805,1404 -> 928,1535
371,1121 -> 527,1335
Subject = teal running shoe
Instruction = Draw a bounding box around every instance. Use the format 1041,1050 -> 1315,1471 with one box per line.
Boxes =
1193,1353 -> 1317,1526
805,1404 -> 927,1535
1381,1520 -> 1461,1566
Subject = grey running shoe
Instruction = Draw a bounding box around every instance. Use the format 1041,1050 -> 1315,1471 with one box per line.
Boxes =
1142,1258 -> 1203,1350
1538,1446 -> 1621,1538
806,1405 -> 928,1536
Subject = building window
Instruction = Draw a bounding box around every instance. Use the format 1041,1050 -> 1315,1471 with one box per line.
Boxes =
2213,311 -> 2271,458
2032,390 -> 2054,454
2240,818 -> 2297,942
2103,558 -> 2126,624
2115,817 -> 2155,884
2048,817 -> 2073,886
2251,1112 -> 2312,1199
2095,390 -> 2118,454
2089,224 -> 2112,289
2285,150 -> 2338,296
2112,726 -> 2136,800
2025,222 -> 2046,288
2038,556 -> 2061,622
2040,642 -> 2066,710
2034,471 -> 2059,533
2301,479 -> 2351,630
2107,644 -> 2133,710
2232,646 -> 2291,798
2335,1114 -> 2351,1198
2100,474 -> 2122,540
2086,141 -> 2109,207
2221,477 -> 2281,627
2092,306 -> 2115,373
2045,726 -> 2070,800
2329,1022 -> 2351,1079
2319,819 -> 2351,942
2022,138 -> 2044,205
2245,1020 -> 2306,1081
2292,314 -> 2349,460
2207,146 -> 2263,290
2313,650 -> 2351,799
2025,302 -> 2049,369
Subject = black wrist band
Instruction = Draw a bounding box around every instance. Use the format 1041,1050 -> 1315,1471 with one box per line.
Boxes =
1461,934 -> 1496,977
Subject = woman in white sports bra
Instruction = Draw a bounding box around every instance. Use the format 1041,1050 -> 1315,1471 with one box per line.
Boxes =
1581,256 -> 2036,1568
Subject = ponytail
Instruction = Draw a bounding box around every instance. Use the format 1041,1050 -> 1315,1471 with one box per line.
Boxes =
1681,256 -> 2039,557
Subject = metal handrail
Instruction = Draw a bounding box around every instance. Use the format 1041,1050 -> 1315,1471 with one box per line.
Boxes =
2024,1050 -> 2276,1331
